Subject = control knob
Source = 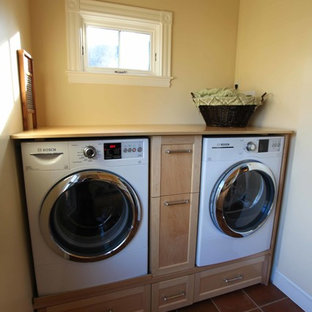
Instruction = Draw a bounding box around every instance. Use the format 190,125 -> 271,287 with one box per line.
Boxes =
246,142 -> 257,152
83,146 -> 96,158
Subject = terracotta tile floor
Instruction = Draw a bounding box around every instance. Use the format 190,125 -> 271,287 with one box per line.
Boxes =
174,283 -> 304,312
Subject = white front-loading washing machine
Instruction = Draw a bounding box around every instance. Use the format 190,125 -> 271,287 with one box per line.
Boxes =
196,136 -> 284,267
21,138 -> 148,296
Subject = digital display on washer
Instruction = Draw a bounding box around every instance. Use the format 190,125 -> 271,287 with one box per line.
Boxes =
258,139 -> 269,153
104,143 -> 121,159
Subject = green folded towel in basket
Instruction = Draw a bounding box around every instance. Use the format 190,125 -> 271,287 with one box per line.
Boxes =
191,87 -> 263,107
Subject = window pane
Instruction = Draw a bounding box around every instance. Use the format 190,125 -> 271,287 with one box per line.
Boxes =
119,31 -> 151,71
86,26 -> 119,68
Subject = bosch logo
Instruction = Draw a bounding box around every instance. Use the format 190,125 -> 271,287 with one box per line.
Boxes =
37,147 -> 57,152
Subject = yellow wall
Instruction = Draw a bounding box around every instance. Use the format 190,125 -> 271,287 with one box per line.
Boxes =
0,1 -> 239,310
235,0 -> 312,307
30,0 -> 240,126
0,0 -> 33,311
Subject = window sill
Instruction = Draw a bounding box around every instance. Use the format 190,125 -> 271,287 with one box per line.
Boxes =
67,71 -> 173,87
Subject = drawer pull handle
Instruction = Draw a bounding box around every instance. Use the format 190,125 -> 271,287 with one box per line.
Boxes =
163,291 -> 186,302
164,199 -> 190,206
224,274 -> 243,284
165,149 -> 192,154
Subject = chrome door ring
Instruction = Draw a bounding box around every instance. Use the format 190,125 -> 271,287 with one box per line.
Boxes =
210,161 -> 276,237
39,170 -> 141,262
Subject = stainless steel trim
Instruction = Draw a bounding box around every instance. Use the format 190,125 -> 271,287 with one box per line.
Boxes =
164,199 -> 190,206
165,149 -> 192,154
224,274 -> 243,283
39,170 -> 141,262
163,291 -> 186,302
210,160 -> 276,237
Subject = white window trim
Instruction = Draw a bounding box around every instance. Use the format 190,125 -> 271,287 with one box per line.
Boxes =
65,0 -> 173,87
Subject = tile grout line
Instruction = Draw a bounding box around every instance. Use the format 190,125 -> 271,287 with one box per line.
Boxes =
242,289 -> 264,312
244,308 -> 263,312
258,297 -> 288,308
242,289 -> 289,311
210,298 -> 222,312
176,290 -> 288,312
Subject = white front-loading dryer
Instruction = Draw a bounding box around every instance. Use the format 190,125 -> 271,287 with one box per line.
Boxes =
21,138 -> 148,296
196,136 -> 284,267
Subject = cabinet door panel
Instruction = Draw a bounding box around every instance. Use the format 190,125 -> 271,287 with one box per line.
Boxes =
150,193 -> 199,275
159,195 -> 191,267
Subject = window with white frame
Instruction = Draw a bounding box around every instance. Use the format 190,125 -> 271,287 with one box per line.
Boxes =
66,0 -> 173,87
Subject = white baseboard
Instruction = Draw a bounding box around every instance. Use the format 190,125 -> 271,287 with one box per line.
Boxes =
271,269 -> 312,312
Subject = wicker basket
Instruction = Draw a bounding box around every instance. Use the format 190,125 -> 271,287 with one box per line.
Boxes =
198,105 -> 257,127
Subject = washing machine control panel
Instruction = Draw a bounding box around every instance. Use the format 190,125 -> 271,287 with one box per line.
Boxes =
70,139 -> 146,165
103,141 -> 144,159
245,138 -> 282,153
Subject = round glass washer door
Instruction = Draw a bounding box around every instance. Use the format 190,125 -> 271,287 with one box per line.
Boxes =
210,161 -> 276,238
40,170 -> 141,262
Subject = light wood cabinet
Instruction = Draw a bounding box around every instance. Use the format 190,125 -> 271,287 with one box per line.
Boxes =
150,136 -> 202,275
37,285 -> 150,312
29,132 -> 290,312
151,275 -> 194,312
194,255 -> 268,302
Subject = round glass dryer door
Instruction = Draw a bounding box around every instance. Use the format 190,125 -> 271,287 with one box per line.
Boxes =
40,170 -> 141,262
210,161 -> 276,237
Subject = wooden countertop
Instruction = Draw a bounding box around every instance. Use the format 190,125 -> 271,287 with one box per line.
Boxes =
11,125 -> 294,140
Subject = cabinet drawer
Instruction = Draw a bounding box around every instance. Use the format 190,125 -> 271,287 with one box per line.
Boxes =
194,257 -> 266,302
152,275 -> 194,312
150,136 -> 202,198
45,285 -> 150,312
160,143 -> 193,195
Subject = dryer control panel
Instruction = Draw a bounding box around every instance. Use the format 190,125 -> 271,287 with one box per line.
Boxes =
202,136 -> 284,162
